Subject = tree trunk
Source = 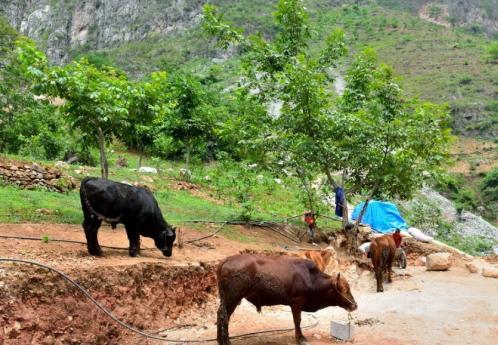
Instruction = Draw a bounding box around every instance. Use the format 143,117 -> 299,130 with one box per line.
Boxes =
185,143 -> 191,173
97,126 -> 108,179
324,166 -> 349,229
346,198 -> 370,254
347,186 -> 378,254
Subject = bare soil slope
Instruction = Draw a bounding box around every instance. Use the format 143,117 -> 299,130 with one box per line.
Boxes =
0,224 -> 497,345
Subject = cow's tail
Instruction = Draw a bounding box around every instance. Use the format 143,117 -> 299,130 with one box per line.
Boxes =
80,178 -> 121,224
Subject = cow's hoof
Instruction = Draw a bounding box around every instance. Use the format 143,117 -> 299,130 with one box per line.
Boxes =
298,338 -> 309,345
129,251 -> 139,257
377,288 -> 384,293
88,248 -> 103,256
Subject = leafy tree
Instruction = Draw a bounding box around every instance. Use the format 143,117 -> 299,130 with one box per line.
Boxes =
154,72 -> 217,171
125,71 -> 173,168
20,46 -> 131,178
204,0 -> 452,250
0,25 -> 67,160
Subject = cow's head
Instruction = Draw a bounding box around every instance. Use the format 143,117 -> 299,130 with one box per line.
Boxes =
331,273 -> 357,312
155,225 -> 176,257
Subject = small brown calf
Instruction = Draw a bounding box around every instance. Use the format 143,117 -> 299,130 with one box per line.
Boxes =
292,247 -> 335,272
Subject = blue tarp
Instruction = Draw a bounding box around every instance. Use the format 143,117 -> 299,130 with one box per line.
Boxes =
351,200 -> 408,233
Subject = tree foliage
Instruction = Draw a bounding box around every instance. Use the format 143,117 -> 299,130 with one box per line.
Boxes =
18,43 -> 131,178
0,23 -> 67,160
203,0 -> 453,233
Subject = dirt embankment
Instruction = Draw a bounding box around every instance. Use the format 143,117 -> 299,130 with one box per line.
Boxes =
0,263 -> 217,345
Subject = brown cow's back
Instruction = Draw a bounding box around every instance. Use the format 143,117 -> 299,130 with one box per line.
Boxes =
370,235 -> 396,292
218,254 -> 319,305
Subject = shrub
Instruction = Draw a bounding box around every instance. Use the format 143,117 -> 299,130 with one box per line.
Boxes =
486,41 -> 498,63
428,5 -> 442,18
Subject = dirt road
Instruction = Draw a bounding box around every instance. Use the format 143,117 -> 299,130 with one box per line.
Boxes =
1,224 -> 497,345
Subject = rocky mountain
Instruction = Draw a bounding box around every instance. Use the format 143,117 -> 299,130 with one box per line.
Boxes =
379,0 -> 498,37
2,1 -> 497,64
0,0 -> 206,64
1,0 -> 497,138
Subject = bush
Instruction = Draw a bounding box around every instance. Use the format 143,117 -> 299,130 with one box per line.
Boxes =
481,168 -> 498,202
486,41 -> 498,63
428,5 -> 442,18
1,106 -> 68,160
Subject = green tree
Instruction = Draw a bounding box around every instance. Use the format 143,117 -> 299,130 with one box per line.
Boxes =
1,25 -> 67,160
204,0 -> 452,251
125,71 -> 173,168
25,54 -> 131,178
154,72 -> 216,171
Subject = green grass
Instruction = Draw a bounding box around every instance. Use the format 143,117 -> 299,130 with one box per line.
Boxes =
0,186 -> 82,223
0,148 -> 343,233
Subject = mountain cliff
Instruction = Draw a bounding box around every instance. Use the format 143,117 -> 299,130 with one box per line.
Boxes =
1,0 -> 497,138
0,0 -> 206,63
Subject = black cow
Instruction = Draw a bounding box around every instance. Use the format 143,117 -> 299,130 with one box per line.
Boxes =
79,177 -> 176,257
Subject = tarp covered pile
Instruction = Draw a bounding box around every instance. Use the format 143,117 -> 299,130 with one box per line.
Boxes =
351,201 -> 408,233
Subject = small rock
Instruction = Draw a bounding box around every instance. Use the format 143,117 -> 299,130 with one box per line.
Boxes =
426,252 -> 452,271
31,163 -> 45,173
54,161 -> 69,170
466,263 -> 479,274
140,175 -> 154,183
36,208 -> 55,215
138,166 -> 157,174
179,168 -> 191,177
482,267 -> 498,279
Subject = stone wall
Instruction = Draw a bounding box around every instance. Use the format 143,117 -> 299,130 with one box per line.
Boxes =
0,162 -> 76,192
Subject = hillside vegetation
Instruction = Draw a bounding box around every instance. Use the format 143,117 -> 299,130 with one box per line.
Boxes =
65,1 -> 498,138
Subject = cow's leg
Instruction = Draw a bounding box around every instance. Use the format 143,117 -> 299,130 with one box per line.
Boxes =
83,216 -> 103,256
387,252 -> 394,283
125,225 -> 140,257
291,304 -> 308,345
217,281 -> 242,345
375,267 -> 384,292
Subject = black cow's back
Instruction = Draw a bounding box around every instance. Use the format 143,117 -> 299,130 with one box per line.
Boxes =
80,177 -> 165,232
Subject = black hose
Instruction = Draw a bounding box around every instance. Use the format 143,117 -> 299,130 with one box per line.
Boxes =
0,235 -> 139,251
0,258 -> 319,343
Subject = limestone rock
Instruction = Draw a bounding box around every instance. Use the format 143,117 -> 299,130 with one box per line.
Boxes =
426,252 -> 452,271
482,267 -> 498,278
465,262 -> 479,273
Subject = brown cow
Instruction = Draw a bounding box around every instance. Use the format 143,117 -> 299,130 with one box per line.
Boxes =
216,254 -> 357,345
292,246 -> 335,272
370,235 -> 396,292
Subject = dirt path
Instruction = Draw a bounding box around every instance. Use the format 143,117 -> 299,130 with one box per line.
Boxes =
1,224 -> 497,345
